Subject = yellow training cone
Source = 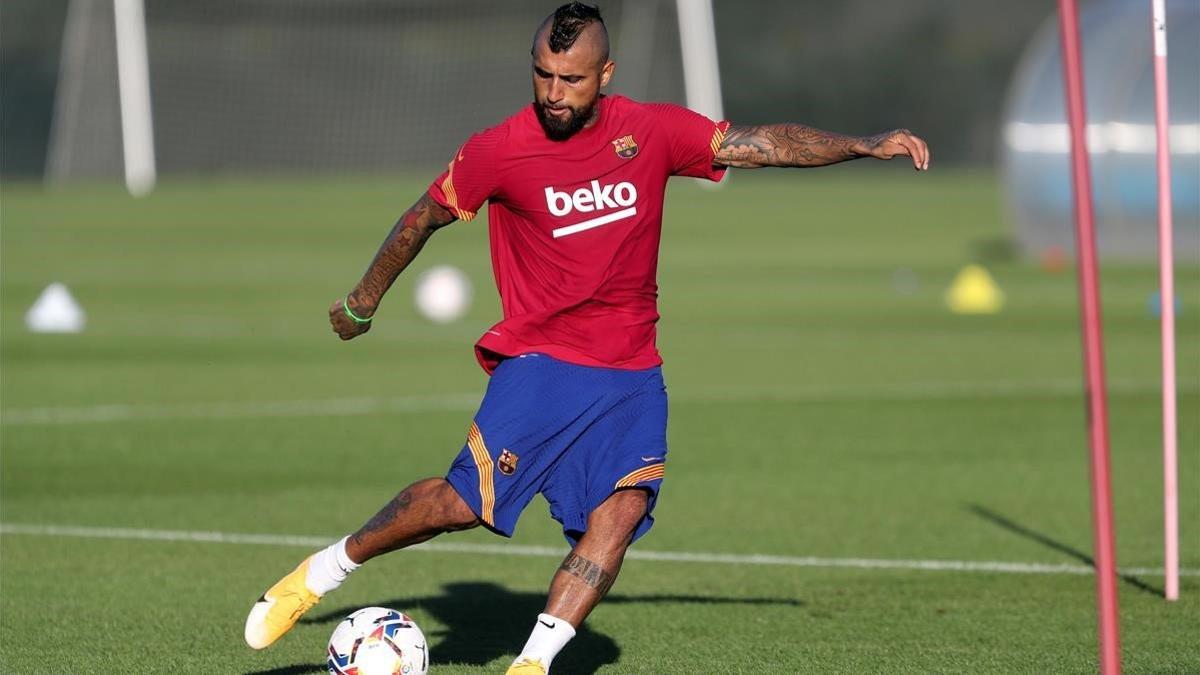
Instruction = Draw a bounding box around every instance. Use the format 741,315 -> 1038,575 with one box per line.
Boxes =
945,264 -> 1004,314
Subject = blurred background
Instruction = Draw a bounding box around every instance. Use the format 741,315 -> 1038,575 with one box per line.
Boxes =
4,0 -> 1055,172
1,2 -> 1198,672
4,0 -> 1197,258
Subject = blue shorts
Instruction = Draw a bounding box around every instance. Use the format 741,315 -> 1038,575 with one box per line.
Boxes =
446,353 -> 668,546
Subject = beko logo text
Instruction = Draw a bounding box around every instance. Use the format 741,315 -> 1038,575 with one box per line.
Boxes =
544,181 -> 638,216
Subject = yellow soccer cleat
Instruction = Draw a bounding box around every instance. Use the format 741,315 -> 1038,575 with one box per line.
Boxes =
505,658 -> 547,674
244,556 -> 322,649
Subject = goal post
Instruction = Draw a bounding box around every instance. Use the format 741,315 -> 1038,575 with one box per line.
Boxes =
675,0 -> 723,127
113,0 -> 156,197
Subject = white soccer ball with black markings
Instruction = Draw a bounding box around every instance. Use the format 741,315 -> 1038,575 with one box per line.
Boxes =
326,607 -> 429,675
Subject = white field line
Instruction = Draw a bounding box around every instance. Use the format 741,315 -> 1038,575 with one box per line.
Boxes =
0,393 -> 482,426
3,379 -> 1194,426
1,523 -> 1195,578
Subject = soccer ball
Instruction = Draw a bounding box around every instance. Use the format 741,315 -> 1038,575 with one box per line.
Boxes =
326,607 -> 429,675
414,264 -> 472,324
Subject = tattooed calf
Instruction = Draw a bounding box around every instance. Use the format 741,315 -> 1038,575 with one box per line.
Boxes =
351,489 -> 414,547
559,552 -> 617,596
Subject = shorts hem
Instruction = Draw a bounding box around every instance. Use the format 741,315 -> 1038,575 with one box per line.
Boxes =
444,471 -> 515,539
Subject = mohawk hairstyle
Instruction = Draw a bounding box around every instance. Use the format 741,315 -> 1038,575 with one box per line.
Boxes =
548,2 -> 606,56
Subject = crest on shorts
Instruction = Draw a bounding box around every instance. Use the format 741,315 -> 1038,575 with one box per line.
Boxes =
498,449 -> 519,476
612,134 -> 638,159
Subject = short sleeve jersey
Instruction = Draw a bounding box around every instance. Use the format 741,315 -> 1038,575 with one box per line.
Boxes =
428,95 -> 730,374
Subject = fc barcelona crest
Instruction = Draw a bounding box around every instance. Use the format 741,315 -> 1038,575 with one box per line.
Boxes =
498,449 -> 520,476
612,134 -> 639,159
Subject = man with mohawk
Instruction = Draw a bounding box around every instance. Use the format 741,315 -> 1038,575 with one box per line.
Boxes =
245,3 -> 929,672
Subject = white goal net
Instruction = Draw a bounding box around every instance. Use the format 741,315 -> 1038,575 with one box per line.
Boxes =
47,0 -> 708,183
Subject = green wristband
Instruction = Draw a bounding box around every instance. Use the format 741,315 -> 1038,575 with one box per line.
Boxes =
343,298 -> 373,324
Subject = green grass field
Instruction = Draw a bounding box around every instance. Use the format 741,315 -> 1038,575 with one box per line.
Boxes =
2,169 -> 1197,674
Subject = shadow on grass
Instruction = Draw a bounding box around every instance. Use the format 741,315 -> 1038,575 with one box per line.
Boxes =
307,581 -> 803,674
244,666 -> 325,675
967,503 -> 1164,597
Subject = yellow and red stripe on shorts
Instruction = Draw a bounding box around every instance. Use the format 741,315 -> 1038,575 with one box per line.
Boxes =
465,422 -> 495,526
614,463 -> 665,489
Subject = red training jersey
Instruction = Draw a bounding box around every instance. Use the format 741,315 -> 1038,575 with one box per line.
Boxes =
427,95 -> 730,374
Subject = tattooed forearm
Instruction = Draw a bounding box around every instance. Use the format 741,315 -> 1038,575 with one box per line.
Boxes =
348,191 -> 457,316
714,124 -> 866,169
351,488 -> 414,547
559,552 -> 617,596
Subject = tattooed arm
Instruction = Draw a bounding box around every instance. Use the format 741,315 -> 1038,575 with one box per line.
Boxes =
328,191 -> 457,340
714,125 -> 931,171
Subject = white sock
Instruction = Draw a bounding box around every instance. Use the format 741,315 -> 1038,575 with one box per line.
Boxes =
305,536 -> 361,596
513,613 -> 575,670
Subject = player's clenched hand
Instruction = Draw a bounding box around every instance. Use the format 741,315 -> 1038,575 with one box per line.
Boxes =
854,129 -> 931,171
329,297 -> 373,340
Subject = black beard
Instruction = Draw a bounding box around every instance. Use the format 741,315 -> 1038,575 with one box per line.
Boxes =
534,99 -> 596,141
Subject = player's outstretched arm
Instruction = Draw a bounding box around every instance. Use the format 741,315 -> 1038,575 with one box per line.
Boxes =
329,191 -> 457,340
713,125 -> 930,171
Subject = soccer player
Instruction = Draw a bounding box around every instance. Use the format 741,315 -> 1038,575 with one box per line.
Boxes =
245,3 -> 929,673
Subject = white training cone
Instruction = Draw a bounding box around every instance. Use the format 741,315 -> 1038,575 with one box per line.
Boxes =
25,283 -> 86,333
